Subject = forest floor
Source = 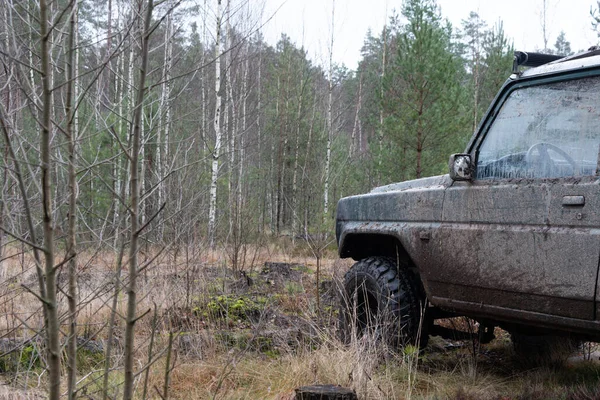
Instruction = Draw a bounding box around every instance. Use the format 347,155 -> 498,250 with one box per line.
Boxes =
1,242 -> 600,399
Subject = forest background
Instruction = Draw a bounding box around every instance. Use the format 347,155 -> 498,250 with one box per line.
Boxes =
0,0 -> 598,398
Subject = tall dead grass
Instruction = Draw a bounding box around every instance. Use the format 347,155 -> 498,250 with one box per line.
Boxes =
1,242 -> 600,399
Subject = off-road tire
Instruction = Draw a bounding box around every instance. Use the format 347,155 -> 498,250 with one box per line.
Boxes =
339,256 -> 427,348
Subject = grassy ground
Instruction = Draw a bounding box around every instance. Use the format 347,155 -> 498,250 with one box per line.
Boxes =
1,242 -> 600,399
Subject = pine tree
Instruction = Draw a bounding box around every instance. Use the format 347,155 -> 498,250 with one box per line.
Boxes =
480,21 -> 514,114
462,11 -> 487,132
383,0 -> 468,180
554,31 -> 573,56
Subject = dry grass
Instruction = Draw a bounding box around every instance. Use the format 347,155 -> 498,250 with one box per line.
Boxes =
137,334 -> 600,400
161,335 -> 399,399
1,242 -> 600,399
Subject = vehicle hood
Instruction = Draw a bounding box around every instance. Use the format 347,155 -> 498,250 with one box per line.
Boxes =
369,175 -> 451,194
336,174 -> 451,223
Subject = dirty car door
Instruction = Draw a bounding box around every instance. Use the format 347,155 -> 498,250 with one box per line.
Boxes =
434,75 -> 600,321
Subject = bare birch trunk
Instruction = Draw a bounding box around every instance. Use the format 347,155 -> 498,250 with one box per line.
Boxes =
268,75 -> 281,234
270,72 -> 280,234
302,96 -> 317,233
201,0 -> 208,159
26,2 -> 41,141
114,18 -> 124,235
378,23 -> 387,172
114,6 -> 137,247
277,136 -> 287,234
257,45 -> 263,232
123,1 -> 153,398
66,1 -> 79,398
158,13 -> 173,240
140,107 -> 146,226
291,74 -> 304,238
225,0 -> 235,238
208,0 -> 224,249
238,47 -> 248,236
49,0 -> 60,227
275,70 -> 288,234
74,7 -> 80,147
541,0 -> 549,51
350,71 -> 363,156
163,14 -> 172,238
323,0 -> 335,219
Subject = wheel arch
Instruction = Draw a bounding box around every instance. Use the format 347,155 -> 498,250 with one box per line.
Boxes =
339,233 -> 413,265
338,232 -> 433,302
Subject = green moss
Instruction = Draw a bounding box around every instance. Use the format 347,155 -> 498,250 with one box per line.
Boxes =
285,282 -> 304,295
76,369 -> 124,398
263,349 -> 280,359
0,343 -> 43,373
215,331 -> 277,354
290,264 -> 311,274
204,294 -> 266,321
75,347 -> 105,371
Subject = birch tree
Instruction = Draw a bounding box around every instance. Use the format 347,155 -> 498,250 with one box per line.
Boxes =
350,70 -> 363,156
65,1 -> 79,397
540,0 -> 551,52
157,12 -> 174,240
291,63 -> 308,238
323,0 -> 335,220
208,0 -> 224,249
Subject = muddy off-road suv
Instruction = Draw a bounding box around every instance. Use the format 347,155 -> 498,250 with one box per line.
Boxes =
336,49 -> 600,348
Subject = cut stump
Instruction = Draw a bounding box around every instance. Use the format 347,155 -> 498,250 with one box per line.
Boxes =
294,385 -> 357,400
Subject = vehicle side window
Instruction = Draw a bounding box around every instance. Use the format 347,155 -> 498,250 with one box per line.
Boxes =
476,76 -> 600,180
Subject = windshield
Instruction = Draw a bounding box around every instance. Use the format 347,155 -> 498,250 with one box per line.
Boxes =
476,76 -> 600,179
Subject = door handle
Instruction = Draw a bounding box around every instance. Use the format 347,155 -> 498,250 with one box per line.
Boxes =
562,195 -> 585,206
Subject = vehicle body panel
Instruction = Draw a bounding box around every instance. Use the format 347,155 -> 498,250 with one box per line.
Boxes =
439,178 -> 600,320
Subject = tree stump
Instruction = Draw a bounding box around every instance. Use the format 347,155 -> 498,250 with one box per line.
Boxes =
294,385 -> 357,400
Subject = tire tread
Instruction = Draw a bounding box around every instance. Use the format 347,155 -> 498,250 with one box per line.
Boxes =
340,256 -> 426,347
